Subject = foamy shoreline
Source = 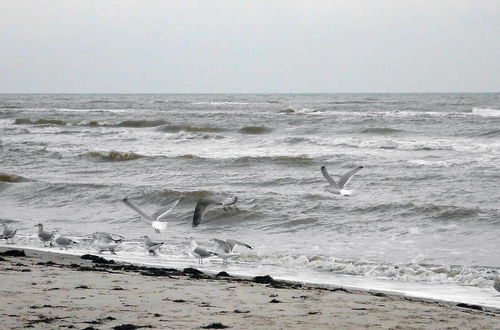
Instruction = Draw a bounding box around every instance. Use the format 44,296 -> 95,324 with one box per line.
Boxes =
0,247 -> 498,329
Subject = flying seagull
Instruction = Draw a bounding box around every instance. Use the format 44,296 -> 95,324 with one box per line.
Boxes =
122,197 -> 181,234
190,240 -> 215,264
1,224 -> 17,243
142,235 -> 164,255
91,232 -> 124,254
55,235 -> 78,250
192,195 -> 238,228
34,223 -> 54,247
210,238 -> 252,264
321,165 -> 363,196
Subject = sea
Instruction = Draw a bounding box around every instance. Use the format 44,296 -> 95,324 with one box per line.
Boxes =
1,93 -> 499,309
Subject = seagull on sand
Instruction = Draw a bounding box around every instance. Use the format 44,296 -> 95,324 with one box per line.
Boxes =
142,235 -> 164,255
321,165 -> 363,196
210,238 -> 252,264
55,236 -> 78,250
190,240 -> 215,264
122,197 -> 181,234
1,224 -> 17,243
192,196 -> 239,228
34,223 -> 54,247
91,232 -> 124,254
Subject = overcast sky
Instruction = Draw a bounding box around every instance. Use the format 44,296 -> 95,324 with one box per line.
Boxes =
1,1 -> 499,93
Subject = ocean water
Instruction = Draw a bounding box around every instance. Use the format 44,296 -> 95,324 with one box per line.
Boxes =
1,93 -> 499,308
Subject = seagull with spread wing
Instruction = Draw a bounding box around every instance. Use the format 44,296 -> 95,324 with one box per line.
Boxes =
321,165 -> 363,196
122,197 -> 181,234
192,195 -> 238,228
210,238 -> 252,264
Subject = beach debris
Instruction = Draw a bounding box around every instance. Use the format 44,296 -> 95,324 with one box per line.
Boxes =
81,254 -> 115,264
173,299 -> 186,303
75,284 -> 91,289
233,309 -> 250,314
112,323 -> 152,330
183,267 -> 204,275
201,322 -> 230,329
216,271 -> 231,277
269,299 -> 281,303
0,249 -> 26,257
253,275 -> 274,284
456,303 -> 483,311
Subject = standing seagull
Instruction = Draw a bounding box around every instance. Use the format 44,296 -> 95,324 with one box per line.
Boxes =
1,224 -> 17,243
321,165 -> 363,196
91,232 -> 124,254
34,223 -> 54,247
142,236 -> 164,255
192,196 -> 239,228
122,197 -> 181,234
55,236 -> 77,250
210,238 -> 252,264
190,240 -> 215,264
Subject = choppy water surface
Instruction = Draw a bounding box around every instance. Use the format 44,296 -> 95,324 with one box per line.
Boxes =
1,94 -> 499,307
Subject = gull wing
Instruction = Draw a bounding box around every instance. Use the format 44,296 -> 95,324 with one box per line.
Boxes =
337,166 -> 363,189
321,166 -> 339,189
192,198 -> 218,228
226,239 -> 252,250
212,238 -> 232,253
122,198 -> 153,223
156,198 -> 181,221
221,196 -> 238,206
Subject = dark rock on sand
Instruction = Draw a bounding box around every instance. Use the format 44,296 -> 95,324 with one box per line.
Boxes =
456,303 -> 483,311
269,299 -> 281,303
216,271 -> 231,277
253,275 -> 274,284
0,249 -> 26,257
81,254 -> 115,264
183,267 -> 203,275
201,322 -> 230,329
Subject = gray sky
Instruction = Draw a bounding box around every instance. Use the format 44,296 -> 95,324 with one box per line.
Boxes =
1,0 -> 499,93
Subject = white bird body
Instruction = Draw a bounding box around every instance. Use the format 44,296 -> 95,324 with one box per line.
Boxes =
122,197 -> 180,234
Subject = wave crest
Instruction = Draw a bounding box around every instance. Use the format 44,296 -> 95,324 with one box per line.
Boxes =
118,120 -> 167,127
158,124 -> 225,133
238,126 -> 272,134
84,150 -> 144,161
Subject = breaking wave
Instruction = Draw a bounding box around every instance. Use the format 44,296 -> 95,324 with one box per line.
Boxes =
14,118 -> 67,125
238,126 -> 272,134
158,124 -> 225,133
471,107 -> 500,117
361,127 -> 406,134
117,120 -> 167,127
84,150 -> 144,161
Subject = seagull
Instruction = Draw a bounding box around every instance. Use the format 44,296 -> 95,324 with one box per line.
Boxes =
54,235 -> 77,250
192,195 -> 239,228
1,224 -> 17,243
34,223 -> 54,247
321,165 -> 363,196
494,274 -> 500,293
122,197 -> 181,234
142,235 -> 164,255
91,232 -> 124,254
190,240 -> 215,264
210,238 -> 252,264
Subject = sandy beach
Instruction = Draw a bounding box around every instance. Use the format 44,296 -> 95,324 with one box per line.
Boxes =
0,247 -> 498,329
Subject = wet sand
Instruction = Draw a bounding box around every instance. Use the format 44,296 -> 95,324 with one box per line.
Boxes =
0,247 -> 498,329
